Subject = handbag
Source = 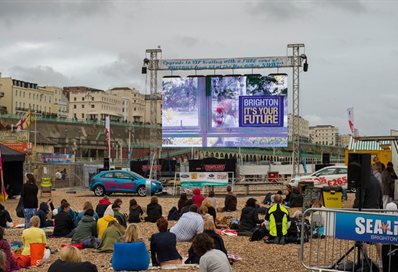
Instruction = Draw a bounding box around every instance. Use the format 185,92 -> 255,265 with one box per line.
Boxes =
16,197 -> 24,218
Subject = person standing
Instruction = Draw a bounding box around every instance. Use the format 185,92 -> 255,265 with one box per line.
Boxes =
381,165 -> 395,208
21,174 -> 38,228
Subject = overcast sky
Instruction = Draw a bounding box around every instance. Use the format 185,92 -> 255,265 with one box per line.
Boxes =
0,0 -> 397,135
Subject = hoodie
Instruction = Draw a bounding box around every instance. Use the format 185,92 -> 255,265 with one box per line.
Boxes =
96,198 -> 112,218
192,188 -> 205,207
71,215 -> 98,243
36,202 -> 51,228
97,215 -> 117,239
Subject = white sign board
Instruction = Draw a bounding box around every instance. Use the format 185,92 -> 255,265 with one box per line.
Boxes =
180,172 -> 229,187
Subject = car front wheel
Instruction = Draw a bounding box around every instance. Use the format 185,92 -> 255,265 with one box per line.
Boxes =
94,185 -> 105,197
137,186 -> 146,197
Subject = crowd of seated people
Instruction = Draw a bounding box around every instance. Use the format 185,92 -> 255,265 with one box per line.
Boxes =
0,183 -> 316,271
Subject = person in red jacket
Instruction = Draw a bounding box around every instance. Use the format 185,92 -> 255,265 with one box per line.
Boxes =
95,196 -> 112,218
192,188 -> 205,208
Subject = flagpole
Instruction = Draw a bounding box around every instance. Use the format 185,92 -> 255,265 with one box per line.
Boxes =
34,111 -> 37,159
27,108 -> 31,173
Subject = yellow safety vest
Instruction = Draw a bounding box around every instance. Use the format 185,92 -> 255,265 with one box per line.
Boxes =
267,203 -> 289,237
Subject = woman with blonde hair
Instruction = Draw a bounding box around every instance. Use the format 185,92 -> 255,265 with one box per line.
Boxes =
201,198 -> 217,223
97,220 -> 125,253
48,246 -> 97,271
124,224 -> 140,243
76,201 -> 99,224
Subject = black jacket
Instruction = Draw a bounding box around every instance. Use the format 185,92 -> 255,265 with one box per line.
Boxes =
150,231 -> 181,266
207,206 -> 217,223
354,175 -> 383,209
36,202 -> 52,228
48,259 -> 98,272
113,210 -> 127,227
21,183 -> 38,209
224,193 -> 237,211
53,211 -> 75,237
145,203 -> 162,223
185,231 -> 227,264
128,206 -> 143,223
0,210 -> 12,227
95,203 -> 109,218
239,206 -> 260,233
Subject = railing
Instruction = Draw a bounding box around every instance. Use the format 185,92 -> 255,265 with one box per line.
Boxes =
300,207 -> 398,272
0,113 -> 161,128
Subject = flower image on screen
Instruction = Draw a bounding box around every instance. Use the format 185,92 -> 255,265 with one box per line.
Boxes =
162,74 -> 288,148
162,77 -> 199,127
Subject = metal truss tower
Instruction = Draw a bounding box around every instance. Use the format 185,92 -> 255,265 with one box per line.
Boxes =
146,48 -> 162,180
288,44 -> 305,178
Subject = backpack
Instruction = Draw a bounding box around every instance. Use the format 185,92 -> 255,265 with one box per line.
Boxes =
167,207 -> 180,221
229,218 -> 240,230
263,193 -> 272,205
250,227 -> 267,241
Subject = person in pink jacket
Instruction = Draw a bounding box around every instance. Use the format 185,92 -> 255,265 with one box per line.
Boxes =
192,188 -> 205,208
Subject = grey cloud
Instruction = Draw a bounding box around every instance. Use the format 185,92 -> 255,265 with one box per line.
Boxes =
176,36 -> 199,47
10,65 -> 70,86
0,0 -> 114,23
247,0 -> 367,20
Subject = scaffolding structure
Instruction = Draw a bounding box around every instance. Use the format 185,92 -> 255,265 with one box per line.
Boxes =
143,44 -> 307,178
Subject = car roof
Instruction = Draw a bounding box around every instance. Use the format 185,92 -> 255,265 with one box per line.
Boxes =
319,166 -> 347,170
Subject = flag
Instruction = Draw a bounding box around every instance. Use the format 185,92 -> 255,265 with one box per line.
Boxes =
303,157 -> 307,175
0,149 -> 7,202
105,116 -> 111,153
347,107 -> 355,134
15,110 -> 31,130
128,146 -> 133,162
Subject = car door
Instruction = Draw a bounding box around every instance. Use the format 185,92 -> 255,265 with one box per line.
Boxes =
102,172 -> 117,192
332,167 -> 348,188
113,171 -> 135,192
313,168 -> 338,187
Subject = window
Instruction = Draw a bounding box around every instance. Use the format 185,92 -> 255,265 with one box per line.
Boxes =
74,97 -> 77,101
82,104 -> 85,108
134,108 -> 136,111
74,105 -> 77,109
114,172 -> 131,179
315,168 -> 337,176
82,113 -> 85,118
102,173 -> 114,178
92,97 -> 94,101
337,168 -> 347,175
91,105 -> 94,108
15,90 -> 18,96
29,93 -> 31,99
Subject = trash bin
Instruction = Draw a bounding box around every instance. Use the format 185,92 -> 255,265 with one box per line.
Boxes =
322,186 -> 342,208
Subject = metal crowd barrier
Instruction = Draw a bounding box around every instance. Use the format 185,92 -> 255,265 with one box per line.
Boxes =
299,207 -> 398,272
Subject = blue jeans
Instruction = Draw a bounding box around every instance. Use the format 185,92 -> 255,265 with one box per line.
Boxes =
24,208 -> 37,228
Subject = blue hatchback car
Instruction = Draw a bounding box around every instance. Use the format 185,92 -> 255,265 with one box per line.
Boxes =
89,170 -> 163,197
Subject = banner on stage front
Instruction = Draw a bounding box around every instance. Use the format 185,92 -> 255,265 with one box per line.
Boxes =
180,172 -> 229,187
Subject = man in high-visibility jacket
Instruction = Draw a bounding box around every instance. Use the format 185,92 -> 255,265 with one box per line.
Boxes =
264,194 -> 290,244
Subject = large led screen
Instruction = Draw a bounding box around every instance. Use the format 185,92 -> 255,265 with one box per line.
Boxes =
162,74 -> 288,147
